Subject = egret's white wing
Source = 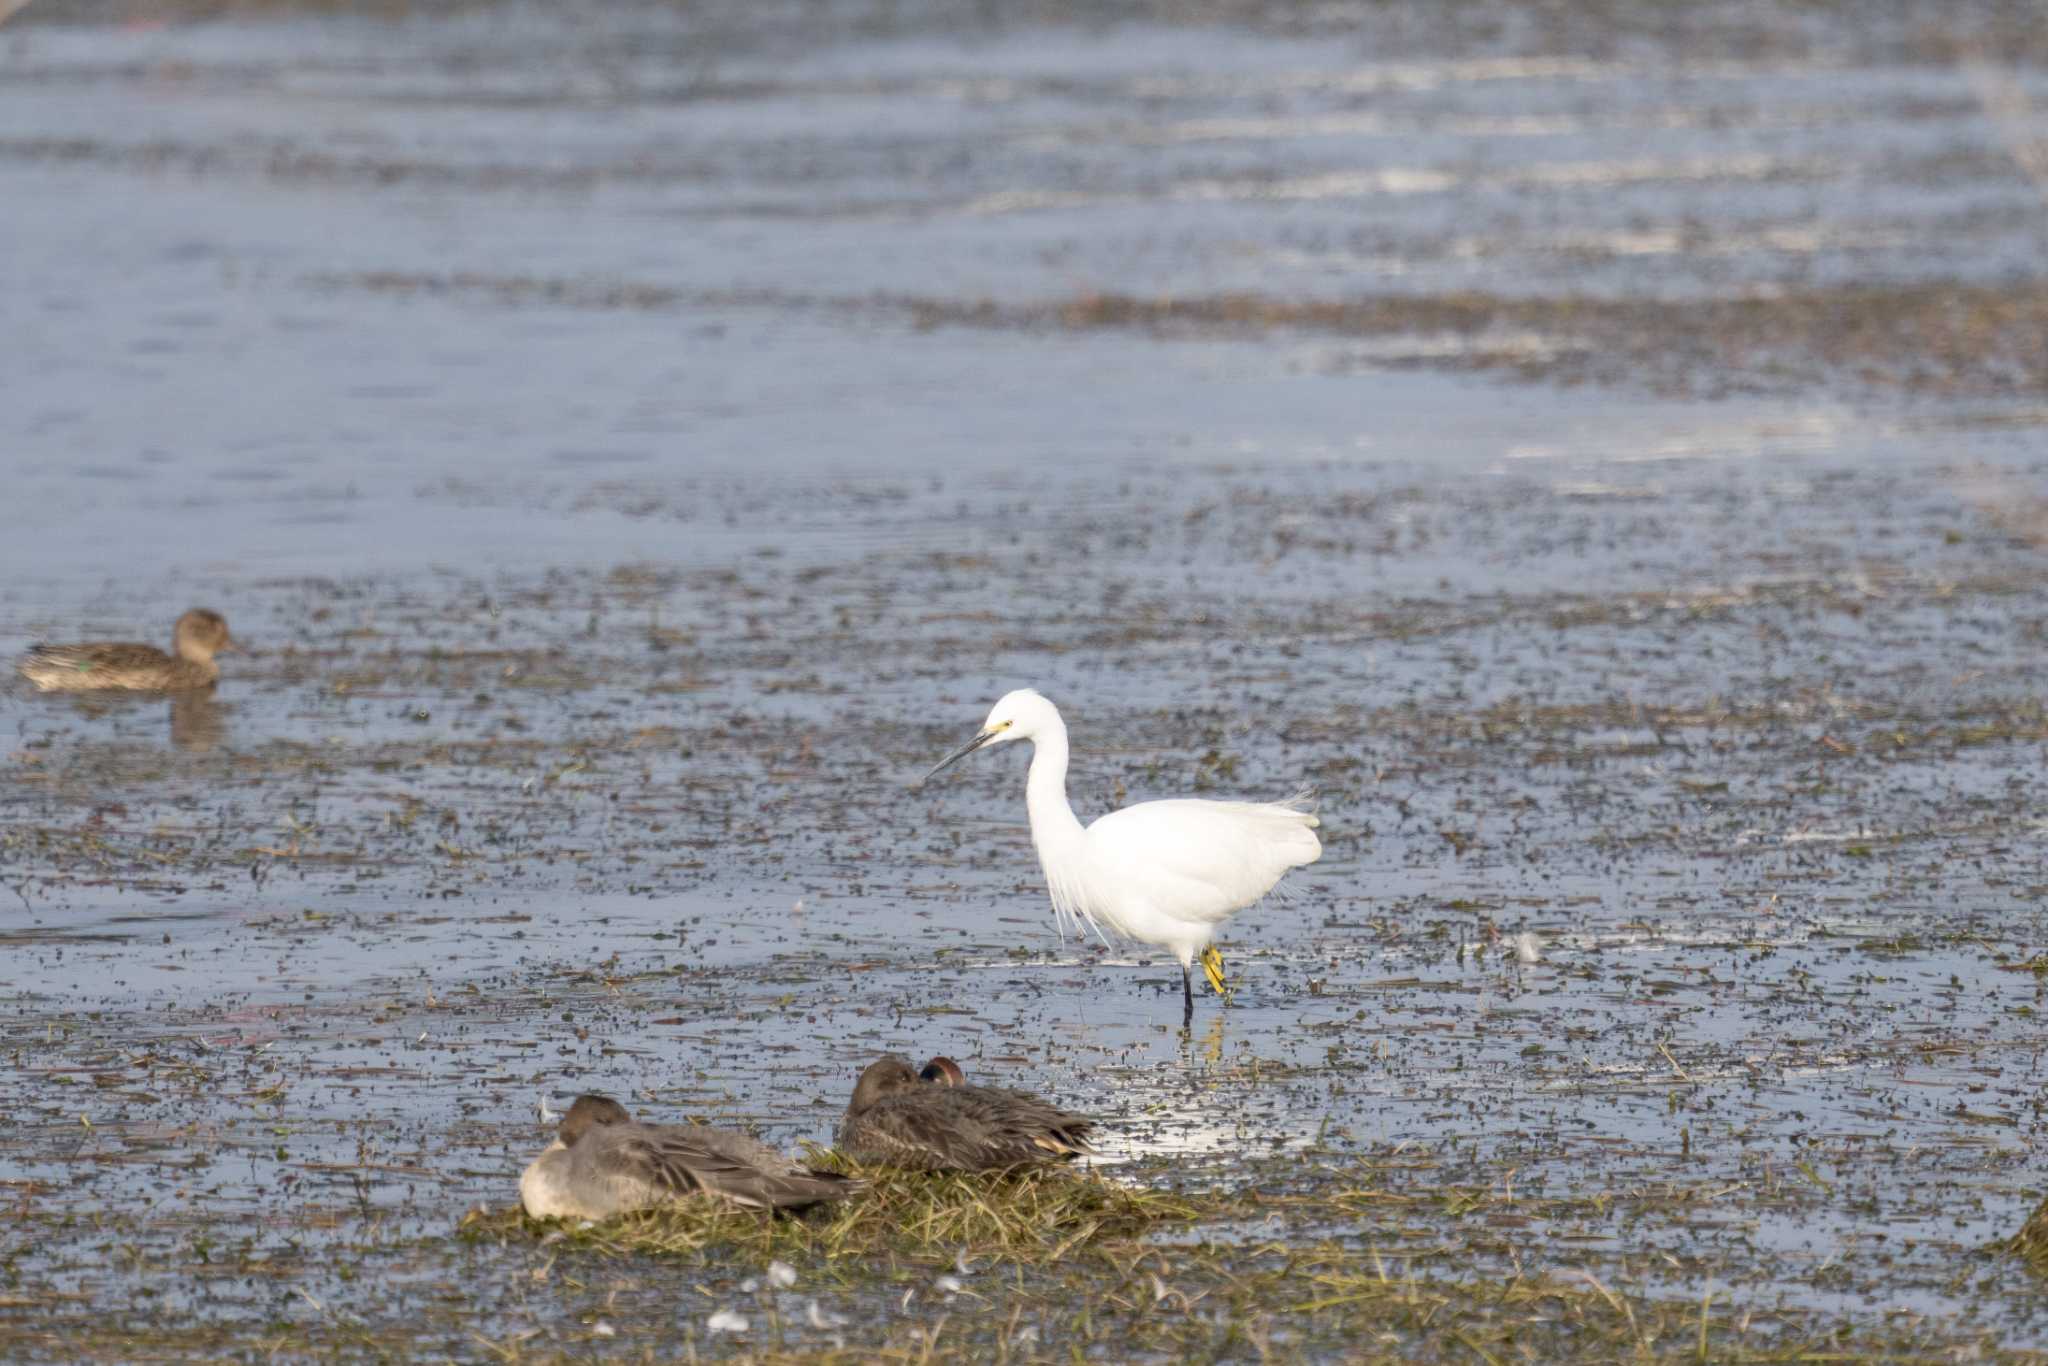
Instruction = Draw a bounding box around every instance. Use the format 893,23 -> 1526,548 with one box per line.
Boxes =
1082,795 -> 1321,927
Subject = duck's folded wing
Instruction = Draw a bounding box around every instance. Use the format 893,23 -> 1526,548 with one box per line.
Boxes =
27,643 -> 162,671
601,1129 -> 859,1211
840,1103 -> 959,1171
967,1089 -> 1097,1158
19,642 -> 174,691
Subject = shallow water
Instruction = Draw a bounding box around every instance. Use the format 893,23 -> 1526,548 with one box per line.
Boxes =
4,0 -> 2048,1358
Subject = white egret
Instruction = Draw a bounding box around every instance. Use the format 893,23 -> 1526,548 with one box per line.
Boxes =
923,689 -> 1321,1027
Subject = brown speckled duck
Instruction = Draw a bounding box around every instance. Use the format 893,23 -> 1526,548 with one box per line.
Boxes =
519,1094 -> 859,1220
838,1055 -> 1095,1172
18,609 -> 239,692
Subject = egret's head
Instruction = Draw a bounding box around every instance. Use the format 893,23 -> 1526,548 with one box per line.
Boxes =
922,688 -> 1057,783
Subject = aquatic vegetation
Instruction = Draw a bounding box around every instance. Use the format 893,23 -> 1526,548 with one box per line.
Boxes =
468,1162 -> 1201,1266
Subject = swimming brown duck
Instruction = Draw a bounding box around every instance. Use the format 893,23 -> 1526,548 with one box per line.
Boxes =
17,609 -> 239,692
520,1094 -> 860,1219
838,1055 -> 1095,1172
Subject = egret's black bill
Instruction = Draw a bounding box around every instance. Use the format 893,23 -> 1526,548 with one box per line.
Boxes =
922,729 -> 995,784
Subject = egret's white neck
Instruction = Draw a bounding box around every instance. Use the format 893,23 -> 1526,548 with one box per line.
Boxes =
1023,716 -> 1085,853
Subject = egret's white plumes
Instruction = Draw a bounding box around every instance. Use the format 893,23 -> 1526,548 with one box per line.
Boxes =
925,689 -> 1322,1025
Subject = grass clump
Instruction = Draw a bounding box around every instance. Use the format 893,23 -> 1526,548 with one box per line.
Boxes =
461,1165 -> 1204,1268
2006,1196 -> 2048,1275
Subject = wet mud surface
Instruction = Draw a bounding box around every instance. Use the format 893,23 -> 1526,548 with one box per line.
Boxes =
5,0 -> 2048,1359
9,463 -> 2048,1358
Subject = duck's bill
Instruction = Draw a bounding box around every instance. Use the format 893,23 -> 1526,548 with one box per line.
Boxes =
922,729 -> 995,784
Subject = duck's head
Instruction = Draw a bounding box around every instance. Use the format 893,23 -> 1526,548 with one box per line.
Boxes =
558,1093 -> 632,1147
848,1056 -> 921,1112
919,1056 -> 964,1086
173,609 -> 239,662
923,688 -> 1060,783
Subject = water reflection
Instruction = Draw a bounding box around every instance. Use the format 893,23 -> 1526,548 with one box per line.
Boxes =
15,688 -> 229,752
169,693 -> 225,752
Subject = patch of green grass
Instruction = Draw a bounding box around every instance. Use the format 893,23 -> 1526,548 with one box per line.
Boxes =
2006,1197 -> 2048,1276
461,1164 -> 1206,1266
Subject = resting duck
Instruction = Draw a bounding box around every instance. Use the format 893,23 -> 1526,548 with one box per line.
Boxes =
18,609 -> 239,692
520,1094 -> 860,1219
838,1055 -> 1095,1171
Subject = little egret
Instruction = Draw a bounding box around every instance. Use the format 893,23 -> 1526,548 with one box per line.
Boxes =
923,689 -> 1321,1027
520,1095 -> 860,1218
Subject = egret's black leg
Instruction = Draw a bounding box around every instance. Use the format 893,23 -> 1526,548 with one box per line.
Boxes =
1181,964 -> 1194,1030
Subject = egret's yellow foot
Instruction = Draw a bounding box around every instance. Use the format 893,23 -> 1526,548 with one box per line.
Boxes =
1200,945 -> 1227,996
